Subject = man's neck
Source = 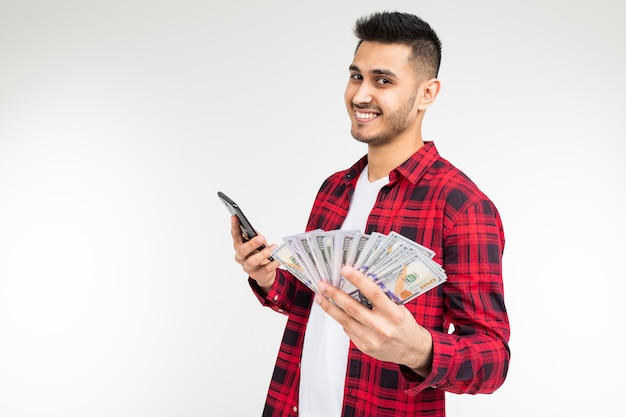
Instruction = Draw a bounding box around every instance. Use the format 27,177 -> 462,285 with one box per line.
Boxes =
366,138 -> 424,182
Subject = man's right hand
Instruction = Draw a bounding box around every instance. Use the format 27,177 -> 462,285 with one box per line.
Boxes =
230,215 -> 278,293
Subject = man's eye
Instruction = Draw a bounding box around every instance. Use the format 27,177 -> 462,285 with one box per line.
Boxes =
376,78 -> 391,85
350,74 -> 363,81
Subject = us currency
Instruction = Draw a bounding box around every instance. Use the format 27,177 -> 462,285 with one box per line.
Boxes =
363,232 -> 434,278
272,229 -> 446,305
271,243 -> 318,293
353,232 -> 386,271
374,256 -> 446,304
311,231 -> 336,285
346,233 -> 370,268
334,230 -> 360,291
283,232 -> 322,286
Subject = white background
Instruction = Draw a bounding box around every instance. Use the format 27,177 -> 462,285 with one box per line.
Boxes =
1,1 -> 625,416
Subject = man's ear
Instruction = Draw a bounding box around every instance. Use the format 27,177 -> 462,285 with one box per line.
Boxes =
417,78 -> 441,111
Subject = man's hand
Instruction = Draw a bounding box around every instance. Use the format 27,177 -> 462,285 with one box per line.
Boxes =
230,215 -> 278,293
314,266 -> 434,378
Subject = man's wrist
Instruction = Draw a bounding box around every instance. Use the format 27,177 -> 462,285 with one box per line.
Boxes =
258,279 -> 274,294
407,328 -> 434,378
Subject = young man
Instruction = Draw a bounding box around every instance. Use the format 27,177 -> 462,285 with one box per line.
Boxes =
230,11 -> 510,417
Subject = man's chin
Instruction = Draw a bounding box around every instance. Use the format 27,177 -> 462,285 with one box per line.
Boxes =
351,130 -> 384,145
351,128 -> 373,144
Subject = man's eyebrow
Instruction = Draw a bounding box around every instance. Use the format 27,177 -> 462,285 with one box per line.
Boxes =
372,68 -> 397,78
348,65 -> 397,78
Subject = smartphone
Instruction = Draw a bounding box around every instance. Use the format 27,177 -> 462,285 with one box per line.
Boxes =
218,191 -> 273,260
217,191 -> 259,241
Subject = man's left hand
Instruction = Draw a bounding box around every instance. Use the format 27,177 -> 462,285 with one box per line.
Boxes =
314,266 -> 433,377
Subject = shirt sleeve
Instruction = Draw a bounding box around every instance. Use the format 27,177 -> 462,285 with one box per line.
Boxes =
248,268 -> 297,315
402,197 -> 511,395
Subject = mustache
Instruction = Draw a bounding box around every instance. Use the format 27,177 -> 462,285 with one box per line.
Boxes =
352,103 -> 381,112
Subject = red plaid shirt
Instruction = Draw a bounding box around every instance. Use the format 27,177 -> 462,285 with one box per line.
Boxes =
250,142 -> 510,417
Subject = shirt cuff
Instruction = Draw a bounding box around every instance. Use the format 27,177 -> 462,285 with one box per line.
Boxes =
401,330 -> 455,396
248,269 -> 292,313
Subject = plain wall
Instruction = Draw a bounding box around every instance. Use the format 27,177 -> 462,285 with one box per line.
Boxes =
1,0 -> 625,416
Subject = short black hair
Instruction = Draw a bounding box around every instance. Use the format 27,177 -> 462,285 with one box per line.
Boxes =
353,11 -> 442,78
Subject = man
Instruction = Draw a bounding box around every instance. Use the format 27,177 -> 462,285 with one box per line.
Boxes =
230,11 -> 510,417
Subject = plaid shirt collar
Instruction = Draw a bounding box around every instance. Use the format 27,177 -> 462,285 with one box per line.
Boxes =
343,141 -> 440,186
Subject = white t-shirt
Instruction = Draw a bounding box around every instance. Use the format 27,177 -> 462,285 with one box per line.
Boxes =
299,165 -> 388,417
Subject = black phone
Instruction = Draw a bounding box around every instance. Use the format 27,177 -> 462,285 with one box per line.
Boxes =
218,191 -> 273,260
217,191 -> 259,241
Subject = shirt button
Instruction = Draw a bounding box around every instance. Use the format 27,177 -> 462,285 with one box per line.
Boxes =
292,405 -> 298,412
273,295 -> 279,302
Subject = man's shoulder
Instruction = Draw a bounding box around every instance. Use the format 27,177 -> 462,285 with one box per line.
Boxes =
426,156 -> 496,212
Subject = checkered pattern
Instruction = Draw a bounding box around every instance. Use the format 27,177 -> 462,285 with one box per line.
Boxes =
250,142 -> 510,416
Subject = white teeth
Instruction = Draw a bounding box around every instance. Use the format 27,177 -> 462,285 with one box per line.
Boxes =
355,111 -> 377,120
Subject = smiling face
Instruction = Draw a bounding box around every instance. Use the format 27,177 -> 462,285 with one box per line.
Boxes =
344,41 -> 424,147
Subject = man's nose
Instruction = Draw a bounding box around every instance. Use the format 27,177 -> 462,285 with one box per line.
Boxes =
352,83 -> 373,105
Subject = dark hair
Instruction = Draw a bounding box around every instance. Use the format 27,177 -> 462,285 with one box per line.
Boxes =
354,11 -> 442,78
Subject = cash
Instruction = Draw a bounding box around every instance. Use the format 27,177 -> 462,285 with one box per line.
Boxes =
271,230 -> 447,305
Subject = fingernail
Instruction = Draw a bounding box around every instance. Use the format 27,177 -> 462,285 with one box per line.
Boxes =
341,266 -> 353,276
314,294 -> 322,305
318,282 -> 327,292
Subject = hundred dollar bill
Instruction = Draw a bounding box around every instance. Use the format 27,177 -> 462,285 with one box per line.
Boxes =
346,233 -> 370,268
311,230 -> 336,285
366,249 -> 440,285
334,230 -> 360,290
298,232 -> 326,283
336,230 -> 357,267
353,232 -> 385,271
373,255 -> 446,304
364,244 -> 416,278
363,232 -> 434,278
283,232 -> 323,286
271,243 -> 318,293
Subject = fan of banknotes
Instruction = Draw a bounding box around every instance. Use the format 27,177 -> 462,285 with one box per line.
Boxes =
270,229 -> 447,306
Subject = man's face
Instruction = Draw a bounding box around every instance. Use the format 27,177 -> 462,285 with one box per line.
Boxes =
344,41 -> 421,146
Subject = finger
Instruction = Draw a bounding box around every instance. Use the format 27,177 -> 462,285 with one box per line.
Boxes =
248,243 -> 279,267
314,282 -> 358,327
235,235 -> 268,264
230,215 -> 245,246
315,280 -> 372,325
315,281 -> 379,351
341,266 -> 396,314
242,245 -> 279,284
